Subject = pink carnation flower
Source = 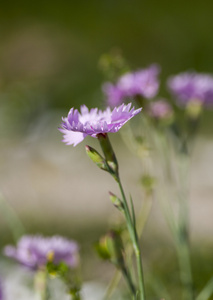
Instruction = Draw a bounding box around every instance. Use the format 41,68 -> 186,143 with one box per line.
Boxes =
59,103 -> 142,146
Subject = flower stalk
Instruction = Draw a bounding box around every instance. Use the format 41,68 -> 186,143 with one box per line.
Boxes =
176,153 -> 193,300
117,179 -> 145,300
96,133 -> 146,300
34,268 -> 49,300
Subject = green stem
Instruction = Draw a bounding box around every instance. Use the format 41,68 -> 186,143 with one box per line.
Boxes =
34,269 -> 49,300
134,243 -> 146,300
176,154 -> 193,300
176,241 -> 193,300
104,193 -> 152,300
122,266 -> 137,299
97,133 -> 145,299
155,130 -> 193,300
118,179 -> 146,300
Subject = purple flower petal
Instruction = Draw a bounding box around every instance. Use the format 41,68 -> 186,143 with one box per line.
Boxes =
148,99 -> 173,119
59,103 -> 142,146
59,128 -> 86,146
103,64 -> 160,107
4,235 -> 79,270
168,71 -> 213,107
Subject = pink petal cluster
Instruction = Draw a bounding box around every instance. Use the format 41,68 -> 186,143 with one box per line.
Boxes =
4,235 -> 79,270
103,65 -> 160,107
59,103 -> 142,146
168,71 -> 213,107
148,100 -> 173,119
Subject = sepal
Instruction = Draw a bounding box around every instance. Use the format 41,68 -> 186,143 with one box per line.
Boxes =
97,133 -> 119,179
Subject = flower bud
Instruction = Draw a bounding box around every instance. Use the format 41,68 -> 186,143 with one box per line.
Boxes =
105,230 -> 125,267
85,145 -> 109,171
94,236 -> 111,261
95,230 -> 125,268
109,192 -> 124,213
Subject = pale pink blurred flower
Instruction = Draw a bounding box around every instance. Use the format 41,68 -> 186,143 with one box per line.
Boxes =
168,71 -> 213,107
4,235 -> 79,270
148,100 -> 173,120
103,65 -> 160,107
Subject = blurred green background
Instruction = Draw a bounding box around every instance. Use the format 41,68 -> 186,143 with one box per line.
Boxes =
0,1 -> 213,298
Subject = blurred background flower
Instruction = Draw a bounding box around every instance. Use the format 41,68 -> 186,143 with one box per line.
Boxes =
167,71 -> 213,107
148,99 -> 173,120
4,235 -> 79,270
103,65 -> 160,107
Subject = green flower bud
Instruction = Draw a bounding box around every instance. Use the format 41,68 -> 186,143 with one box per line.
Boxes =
95,230 -> 125,268
85,145 -> 109,171
109,192 -> 124,213
105,230 -> 125,267
94,236 -> 111,261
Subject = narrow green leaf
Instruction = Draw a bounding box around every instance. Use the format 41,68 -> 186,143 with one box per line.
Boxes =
130,195 -> 136,228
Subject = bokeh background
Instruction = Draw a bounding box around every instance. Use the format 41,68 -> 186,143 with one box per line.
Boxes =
0,1 -> 213,298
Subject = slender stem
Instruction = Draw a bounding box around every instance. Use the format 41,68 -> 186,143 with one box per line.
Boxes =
97,134 -> 145,299
121,266 -> 137,299
176,153 -> 193,300
118,179 -> 146,300
34,269 -> 49,300
155,130 -> 193,300
134,242 -> 146,300
104,193 -> 152,300
176,241 -> 193,300
178,154 -> 190,243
